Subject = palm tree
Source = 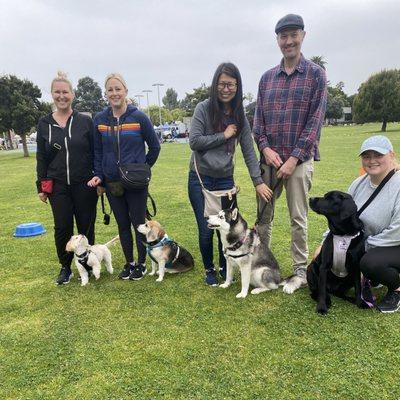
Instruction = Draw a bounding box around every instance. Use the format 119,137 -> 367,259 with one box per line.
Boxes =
310,56 -> 327,70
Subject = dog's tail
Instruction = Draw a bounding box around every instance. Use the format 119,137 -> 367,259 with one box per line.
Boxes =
104,235 -> 120,248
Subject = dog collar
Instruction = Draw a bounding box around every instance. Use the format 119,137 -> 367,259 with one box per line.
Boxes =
225,251 -> 251,259
146,235 -> 171,249
226,231 -> 250,252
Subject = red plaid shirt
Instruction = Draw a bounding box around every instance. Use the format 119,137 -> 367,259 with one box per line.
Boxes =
253,55 -> 327,163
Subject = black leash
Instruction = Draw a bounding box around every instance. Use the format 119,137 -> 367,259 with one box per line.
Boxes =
100,189 -> 156,223
101,193 -> 112,225
255,164 -> 282,226
146,192 -> 157,220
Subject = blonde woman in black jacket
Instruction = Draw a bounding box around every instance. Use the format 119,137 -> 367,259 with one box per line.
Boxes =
36,72 -> 98,285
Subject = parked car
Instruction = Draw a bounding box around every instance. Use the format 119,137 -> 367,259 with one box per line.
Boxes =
162,130 -> 173,140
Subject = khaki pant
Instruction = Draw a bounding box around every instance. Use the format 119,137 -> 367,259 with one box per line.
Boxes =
257,159 -> 314,272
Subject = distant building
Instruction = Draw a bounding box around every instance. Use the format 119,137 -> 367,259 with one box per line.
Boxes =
326,107 -> 352,124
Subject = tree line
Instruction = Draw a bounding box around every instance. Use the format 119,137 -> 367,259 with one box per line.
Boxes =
1,63 -> 399,157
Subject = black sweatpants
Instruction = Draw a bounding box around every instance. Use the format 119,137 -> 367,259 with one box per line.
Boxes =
106,186 -> 147,265
49,180 -> 98,268
360,246 -> 400,291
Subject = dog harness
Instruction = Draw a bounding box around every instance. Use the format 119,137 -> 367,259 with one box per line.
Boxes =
332,233 -> 360,277
76,251 -> 92,276
145,235 -> 180,268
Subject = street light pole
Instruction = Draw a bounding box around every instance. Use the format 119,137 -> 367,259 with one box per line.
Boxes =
134,94 -> 144,109
142,89 -> 152,117
152,83 -> 164,126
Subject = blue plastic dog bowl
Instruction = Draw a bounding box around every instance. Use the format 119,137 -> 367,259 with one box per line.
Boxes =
14,222 -> 46,238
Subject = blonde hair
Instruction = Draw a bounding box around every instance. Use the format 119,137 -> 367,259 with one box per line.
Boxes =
392,154 -> 400,171
104,73 -> 128,90
51,71 -> 73,92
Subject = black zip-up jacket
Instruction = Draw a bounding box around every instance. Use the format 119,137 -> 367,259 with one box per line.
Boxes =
36,111 -> 95,192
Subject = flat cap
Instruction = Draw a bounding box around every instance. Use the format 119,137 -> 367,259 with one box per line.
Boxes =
275,14 -> 304,34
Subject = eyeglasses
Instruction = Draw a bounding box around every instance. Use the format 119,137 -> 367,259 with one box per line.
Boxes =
217,82 -> 237,91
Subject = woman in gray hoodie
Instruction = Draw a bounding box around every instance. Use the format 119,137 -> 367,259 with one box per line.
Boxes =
188,62 -> 273,286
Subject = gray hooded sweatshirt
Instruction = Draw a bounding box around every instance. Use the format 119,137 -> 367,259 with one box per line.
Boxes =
188,99 -> 263,186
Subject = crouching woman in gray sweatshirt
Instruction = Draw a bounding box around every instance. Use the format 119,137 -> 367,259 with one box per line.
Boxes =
188,62 -> 273,286
350,135 -> 400,313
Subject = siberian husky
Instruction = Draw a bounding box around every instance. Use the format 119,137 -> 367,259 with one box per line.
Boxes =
207,208 -> 281,298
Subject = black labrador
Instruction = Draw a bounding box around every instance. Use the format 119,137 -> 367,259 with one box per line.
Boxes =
307,191 -> 366,315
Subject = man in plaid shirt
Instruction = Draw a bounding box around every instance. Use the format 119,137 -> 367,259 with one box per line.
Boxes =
253,14 -> 327,294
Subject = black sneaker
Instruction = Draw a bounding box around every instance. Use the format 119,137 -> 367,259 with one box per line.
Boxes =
56,267 -> 73,285
377,291 -> 400,313
129,263 -> 147,280
205,269 -> 218,286
119,263 -> 133,280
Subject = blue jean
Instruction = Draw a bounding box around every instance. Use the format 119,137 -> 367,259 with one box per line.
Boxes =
188,170 -> 234,271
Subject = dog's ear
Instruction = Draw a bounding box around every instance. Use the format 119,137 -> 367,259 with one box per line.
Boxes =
340,198 -> 358,220
158,227 -> 166,239
350,213 -> 364,231
231,208 -> 238,221
65,240 -> 73,252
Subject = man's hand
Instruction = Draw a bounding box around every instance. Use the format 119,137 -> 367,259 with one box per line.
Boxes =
312,245 -> 322,261
255,183 -> 273,202
276,156 -> 298,179
38,193 -> 48,203
262,147 -> 283,169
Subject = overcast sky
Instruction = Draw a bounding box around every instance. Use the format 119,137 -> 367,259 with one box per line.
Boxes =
1,0 -> 399,105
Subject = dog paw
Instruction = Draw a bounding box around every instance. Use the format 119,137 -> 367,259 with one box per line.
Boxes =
155,278 -> 163,282
81,282 -> 89,287
282,276 -> 306,294
317,306 -> 328,315
251,288 -> 264,295
219,283 -> 230,289
282,283 -> 296,294
149,272 -> 155,276
236,292 -> 247,299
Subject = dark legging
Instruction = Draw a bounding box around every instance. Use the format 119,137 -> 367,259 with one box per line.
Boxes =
188,170 -> 234,271
106,186 -> 147,264
360,246 -> 400,291
49,180 -> 98,268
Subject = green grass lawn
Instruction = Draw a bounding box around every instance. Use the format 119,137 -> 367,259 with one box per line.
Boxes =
1,123 -> 400,399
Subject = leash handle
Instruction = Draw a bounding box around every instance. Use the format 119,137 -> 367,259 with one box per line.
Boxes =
146,192 -> 157,220
101,193 -> 112,225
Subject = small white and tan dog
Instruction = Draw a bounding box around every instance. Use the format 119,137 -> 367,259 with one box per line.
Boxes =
137,220 -> 194,282
65,234 -> 117,286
